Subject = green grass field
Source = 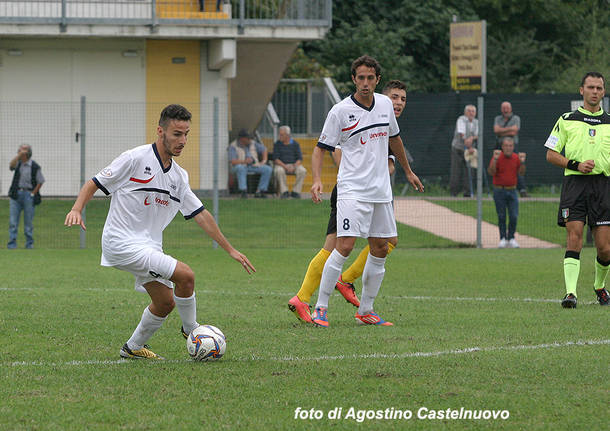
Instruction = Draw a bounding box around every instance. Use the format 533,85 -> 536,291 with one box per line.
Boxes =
1,196 -> 606,429
1,245 -> 608,430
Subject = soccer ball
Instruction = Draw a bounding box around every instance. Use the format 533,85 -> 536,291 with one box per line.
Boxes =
186,325 -> 226,361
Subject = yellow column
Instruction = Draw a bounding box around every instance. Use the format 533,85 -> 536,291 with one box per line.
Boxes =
146,40 -> 200,188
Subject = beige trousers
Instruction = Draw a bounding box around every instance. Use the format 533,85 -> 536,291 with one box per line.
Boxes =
273,164 -> 307,194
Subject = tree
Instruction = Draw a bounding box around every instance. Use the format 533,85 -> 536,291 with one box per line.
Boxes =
293,0 -> 609,93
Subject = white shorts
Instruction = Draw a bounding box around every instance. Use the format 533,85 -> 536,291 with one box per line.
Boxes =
336,199 -> 397,238
103,247 -> 178,293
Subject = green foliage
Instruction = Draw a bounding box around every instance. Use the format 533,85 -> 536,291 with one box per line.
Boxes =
1,248 -> 608,429
296,0 -> 609,93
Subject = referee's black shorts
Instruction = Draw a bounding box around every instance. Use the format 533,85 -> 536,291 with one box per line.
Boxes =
557,174 -> 610,227
326,184 -> 338,235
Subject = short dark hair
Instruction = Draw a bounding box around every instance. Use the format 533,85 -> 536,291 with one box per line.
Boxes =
158,104 -> 192,128
382,80 -> 407,94
351,55 -> 381,78
580,71 -> 605,87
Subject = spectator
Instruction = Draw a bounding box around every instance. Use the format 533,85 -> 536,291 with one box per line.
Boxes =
229,129 -> 272,198
273,125 -> 307,198
487,137 -> 526,248
450,104 -> 478,197
494,101 -> 527,197
7,144 -> 44,249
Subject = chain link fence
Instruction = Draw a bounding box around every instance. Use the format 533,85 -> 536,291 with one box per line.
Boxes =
2,94 -> 607,249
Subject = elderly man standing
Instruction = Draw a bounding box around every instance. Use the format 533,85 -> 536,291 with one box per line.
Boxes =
273,125 -> 307,198
494,101 -> 526,196
450,105 -> 478,197
7,144 -> 45,249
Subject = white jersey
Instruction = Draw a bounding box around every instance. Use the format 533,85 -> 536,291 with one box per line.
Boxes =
93,143 -> 204,265
318,93 -> 399,202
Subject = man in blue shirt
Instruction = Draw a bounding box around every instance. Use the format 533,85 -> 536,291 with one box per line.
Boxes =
273,125 -> 306,198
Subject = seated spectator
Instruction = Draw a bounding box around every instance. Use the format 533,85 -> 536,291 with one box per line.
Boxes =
229,129 -> 272,198
273,125 -> 307,198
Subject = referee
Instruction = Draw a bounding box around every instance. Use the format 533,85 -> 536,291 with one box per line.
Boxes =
544,71 -> 610,308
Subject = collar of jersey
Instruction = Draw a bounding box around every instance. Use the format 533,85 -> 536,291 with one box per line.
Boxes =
350,94 -> 375,112
152,143 -> 172,173
578,107 -> 604,116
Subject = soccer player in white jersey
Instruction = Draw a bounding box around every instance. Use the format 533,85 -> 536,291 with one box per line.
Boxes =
64,104 -> 255,359
310,55 -> 424,327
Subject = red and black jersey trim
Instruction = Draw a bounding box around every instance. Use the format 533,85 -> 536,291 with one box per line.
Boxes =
348,123 -> 390,139
133,187 -> 180,203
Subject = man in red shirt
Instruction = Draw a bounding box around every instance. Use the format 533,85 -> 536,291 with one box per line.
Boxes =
488,137 -> 526,248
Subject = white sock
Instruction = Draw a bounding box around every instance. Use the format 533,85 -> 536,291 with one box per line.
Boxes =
173,292 -> 199,334
126,306 -> 166,350
315,249 -> 348,309
358,253 -> 386,315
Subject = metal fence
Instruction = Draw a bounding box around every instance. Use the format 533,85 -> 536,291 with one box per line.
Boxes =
3,95 -> 606,250
0,0 -> 332,26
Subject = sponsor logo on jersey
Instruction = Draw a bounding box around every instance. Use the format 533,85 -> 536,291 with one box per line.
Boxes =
100,168 -> 112,177
155,197 -> 169,206
585,117 -> 601,124
348,114 -> 356,121
144,166 -> 152,175
144,196 -> 151,206
369,131 -> 388,139
319,134 -> 327,142
360,137 -> 367,145
589,129 -> 596,137
169,184 -> 177,190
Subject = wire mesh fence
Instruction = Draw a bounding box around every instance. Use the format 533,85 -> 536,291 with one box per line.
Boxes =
2,95 -> 606,249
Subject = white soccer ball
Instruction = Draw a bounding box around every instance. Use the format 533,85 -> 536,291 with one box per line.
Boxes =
186,325 -> 226,361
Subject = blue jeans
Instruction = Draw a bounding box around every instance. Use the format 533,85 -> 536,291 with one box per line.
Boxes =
493,188 -> 519,240
8,190 -> 35,249
231,164 -> 272,192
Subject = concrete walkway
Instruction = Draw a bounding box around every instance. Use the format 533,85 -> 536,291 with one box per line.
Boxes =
393,198 -> 559,249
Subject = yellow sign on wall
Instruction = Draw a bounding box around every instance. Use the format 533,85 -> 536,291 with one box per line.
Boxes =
450,21 -> 486,92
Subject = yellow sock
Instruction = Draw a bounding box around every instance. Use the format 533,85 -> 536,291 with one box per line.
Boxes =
297,249 -> 331,303
563,257 -> 580,296
342,242 -> 395,284
594,257 -> 610,290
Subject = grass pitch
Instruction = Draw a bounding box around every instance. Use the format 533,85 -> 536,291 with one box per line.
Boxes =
1,247 -> 607,430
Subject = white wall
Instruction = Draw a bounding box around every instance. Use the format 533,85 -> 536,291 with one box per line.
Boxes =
0,39 -> 146,196
200,41 -> 230,191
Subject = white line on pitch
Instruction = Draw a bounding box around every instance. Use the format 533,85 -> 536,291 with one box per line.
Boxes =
4,339 -> 609,368
2,286 -> 573,304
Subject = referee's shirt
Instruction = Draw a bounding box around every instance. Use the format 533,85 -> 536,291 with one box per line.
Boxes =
544,107 -> 610,176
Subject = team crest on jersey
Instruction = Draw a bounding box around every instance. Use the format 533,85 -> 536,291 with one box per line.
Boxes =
100,168 -> 112,177
561,208 -> 569,220
589,129 -> 596,137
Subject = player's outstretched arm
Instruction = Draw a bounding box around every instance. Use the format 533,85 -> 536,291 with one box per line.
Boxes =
193,209 -> 255,274
389,136 -> 424,192
64,179 -> 98,230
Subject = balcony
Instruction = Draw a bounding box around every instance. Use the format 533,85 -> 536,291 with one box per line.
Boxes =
0,0 -> 332,39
